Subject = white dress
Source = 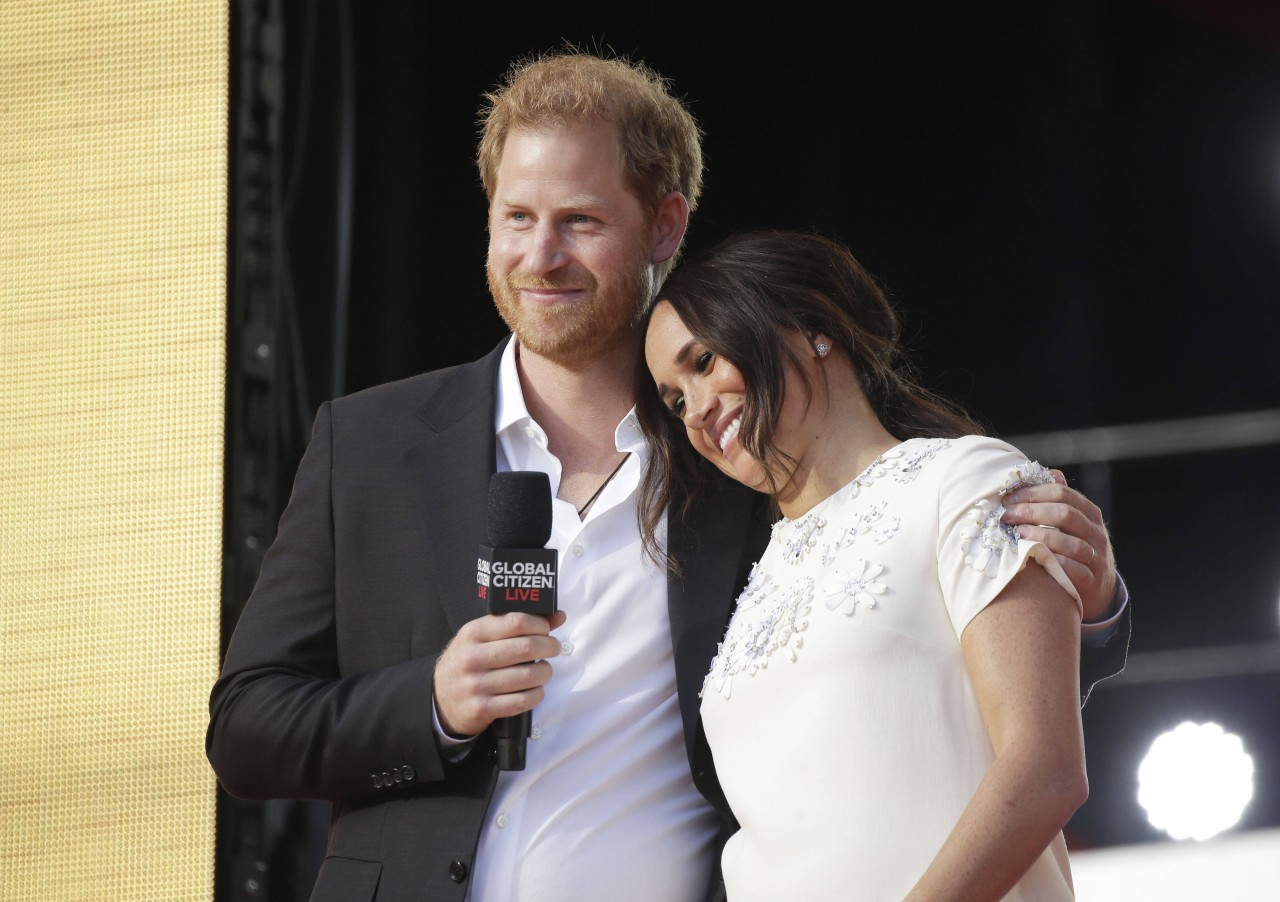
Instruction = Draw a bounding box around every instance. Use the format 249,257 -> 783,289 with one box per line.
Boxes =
700,436 -> 1083,901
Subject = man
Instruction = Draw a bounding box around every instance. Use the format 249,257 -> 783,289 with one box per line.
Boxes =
208,51 -> 1128,901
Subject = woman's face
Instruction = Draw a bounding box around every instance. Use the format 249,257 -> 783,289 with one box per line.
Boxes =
645,300 -> 816,495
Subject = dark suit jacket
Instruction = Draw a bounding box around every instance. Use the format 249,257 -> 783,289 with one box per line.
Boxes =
207,338 -> 1129,901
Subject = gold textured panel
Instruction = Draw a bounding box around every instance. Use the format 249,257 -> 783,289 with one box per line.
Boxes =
0,2 -> 228,900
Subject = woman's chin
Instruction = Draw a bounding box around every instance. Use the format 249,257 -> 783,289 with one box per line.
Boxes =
714,458 -> 772,495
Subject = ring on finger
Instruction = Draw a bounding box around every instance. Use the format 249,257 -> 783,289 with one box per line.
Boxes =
1085,544 -> 1097,566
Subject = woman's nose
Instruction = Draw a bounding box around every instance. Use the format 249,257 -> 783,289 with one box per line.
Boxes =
682,389 -> 715,429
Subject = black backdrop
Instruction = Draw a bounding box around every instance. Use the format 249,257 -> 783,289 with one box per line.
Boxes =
227,1 -> 1280,895
294,1 -> 1280,432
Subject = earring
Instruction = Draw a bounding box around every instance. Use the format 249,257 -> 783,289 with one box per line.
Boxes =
814,341 -> 830,358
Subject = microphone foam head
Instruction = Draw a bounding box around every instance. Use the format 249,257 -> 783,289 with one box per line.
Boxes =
486,471 -> 553,548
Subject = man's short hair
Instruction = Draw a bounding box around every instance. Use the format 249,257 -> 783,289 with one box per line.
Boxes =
477,50 -> 704,280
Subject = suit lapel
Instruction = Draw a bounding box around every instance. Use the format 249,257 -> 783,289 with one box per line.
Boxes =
667,473 -> 772,761
404,339 -> 509,638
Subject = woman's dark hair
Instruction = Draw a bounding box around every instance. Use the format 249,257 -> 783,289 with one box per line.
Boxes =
635,229 -> 983,565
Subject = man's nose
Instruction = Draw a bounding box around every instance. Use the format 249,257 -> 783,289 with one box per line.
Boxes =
526,222 -> 565,273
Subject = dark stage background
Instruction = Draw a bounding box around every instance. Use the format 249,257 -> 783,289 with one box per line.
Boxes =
223,0 -> 1280,896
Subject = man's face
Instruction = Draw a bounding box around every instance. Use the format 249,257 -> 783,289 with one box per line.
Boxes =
486,123 -> 656,368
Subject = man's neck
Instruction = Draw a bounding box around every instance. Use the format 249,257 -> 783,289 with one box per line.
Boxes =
515,340 -> 638,479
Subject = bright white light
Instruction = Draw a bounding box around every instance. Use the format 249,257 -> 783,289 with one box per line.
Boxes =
1137,721 -> 1254,841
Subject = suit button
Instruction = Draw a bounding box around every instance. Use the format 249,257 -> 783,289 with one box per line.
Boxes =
401,764 -> 416,782
371,774 -> 383,789
448,859 -> 468,883
486,746 -> 498,761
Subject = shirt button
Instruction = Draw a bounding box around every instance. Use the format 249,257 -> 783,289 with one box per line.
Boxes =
531,724 -> 542,740
523,425 -> 537,439
495,813 -> 508,828
571,544 -> 584,556
560,641 -> 574,655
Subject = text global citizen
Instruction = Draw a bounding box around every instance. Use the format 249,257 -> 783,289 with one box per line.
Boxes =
475,559 -> 555,589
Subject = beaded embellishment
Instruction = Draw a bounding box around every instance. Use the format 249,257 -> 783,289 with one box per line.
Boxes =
823,558 -> 887,616
958,460 -> 1055,576
703,577 -> 814,699
704,438 -> 959,694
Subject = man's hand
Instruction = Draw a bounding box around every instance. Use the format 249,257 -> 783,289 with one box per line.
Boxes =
433,610 -> 568,738
1001,471 -> 1117,624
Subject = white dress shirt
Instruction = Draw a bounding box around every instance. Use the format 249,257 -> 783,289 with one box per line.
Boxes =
460,340 -> 719,902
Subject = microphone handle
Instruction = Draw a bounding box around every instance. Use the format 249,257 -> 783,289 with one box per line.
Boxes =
493,710 -> 531,771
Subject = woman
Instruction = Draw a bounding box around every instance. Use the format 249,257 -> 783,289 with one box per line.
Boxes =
637,231 -> 1088,900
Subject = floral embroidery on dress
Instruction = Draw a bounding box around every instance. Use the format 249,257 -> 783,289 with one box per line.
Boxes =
846,447 -> 904,498
872,518 -> 901,544
959,499 -> 1010,575
849,501 -> 889,537
735,561 -> 770,610
702,576 -> 814,699
775,513 -> 827,565
819,503 -> 873,562
704,439 -> 984,698
893,439 -> 952,484
958,459 -> 1055,576
998,459 -> 1055,496
823,558 -> 887,615
820,538 -> 844,568
820,502 -> 899,563
846,438 -> 951,497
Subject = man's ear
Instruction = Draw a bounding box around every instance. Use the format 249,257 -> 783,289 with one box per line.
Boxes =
649,191 -> 690,265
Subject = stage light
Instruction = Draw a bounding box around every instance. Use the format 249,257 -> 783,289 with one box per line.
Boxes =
1137,722 -> 1253,841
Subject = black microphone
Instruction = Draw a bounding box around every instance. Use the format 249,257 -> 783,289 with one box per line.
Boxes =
476,471 -> 558,771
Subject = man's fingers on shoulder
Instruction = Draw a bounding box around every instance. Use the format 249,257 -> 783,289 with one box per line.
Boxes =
1004,482 -> 1072,510
1004,499 -> 1068,526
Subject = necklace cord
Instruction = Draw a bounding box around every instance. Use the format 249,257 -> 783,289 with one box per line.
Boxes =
576,452 -> 631,518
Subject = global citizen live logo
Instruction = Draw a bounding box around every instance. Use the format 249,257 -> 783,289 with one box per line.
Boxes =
477,547 -> 557,615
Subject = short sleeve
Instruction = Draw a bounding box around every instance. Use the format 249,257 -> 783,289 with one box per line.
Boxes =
935,437 -> 1082,637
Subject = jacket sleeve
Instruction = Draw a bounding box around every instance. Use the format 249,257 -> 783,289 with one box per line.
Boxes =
207,402 -> 450,801
1079,588 -> 1131,706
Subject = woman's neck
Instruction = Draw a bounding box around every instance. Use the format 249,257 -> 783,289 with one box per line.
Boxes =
774,380 -> 902,521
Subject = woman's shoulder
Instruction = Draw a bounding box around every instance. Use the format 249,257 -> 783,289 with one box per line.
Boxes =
824,435 -> 1050,511
928,434 -> 1056,498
